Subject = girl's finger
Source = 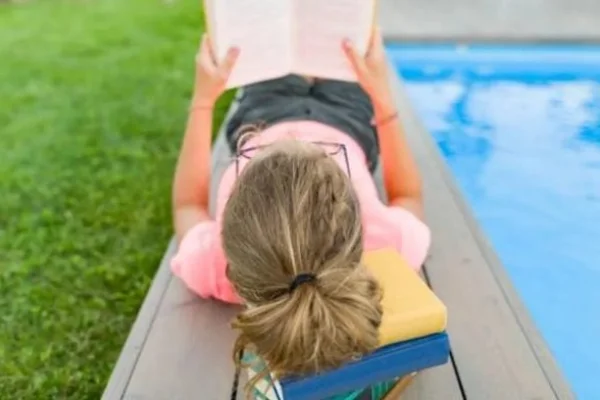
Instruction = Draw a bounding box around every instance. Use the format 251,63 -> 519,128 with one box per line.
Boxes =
366,26 -> 384,57
373,26 -> 384,47
205,34 -> 218,64
342,39 -> 368,79
217,47 -> 240,81
372,27 -> 385,55
365,28 -> 387,67
365,26 -> 378,57
198,34 -> 217,73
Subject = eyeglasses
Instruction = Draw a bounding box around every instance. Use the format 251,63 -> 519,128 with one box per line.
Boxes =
234,141 -> 352,178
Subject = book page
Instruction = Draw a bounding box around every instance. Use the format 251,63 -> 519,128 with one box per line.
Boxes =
207,0 -> 293,88
292,0 -> 375,81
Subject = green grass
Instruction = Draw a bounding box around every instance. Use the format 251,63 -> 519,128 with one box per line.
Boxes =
0,0 -> 232,398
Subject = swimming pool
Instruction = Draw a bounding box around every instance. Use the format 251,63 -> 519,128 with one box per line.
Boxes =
388,45 -> 600,399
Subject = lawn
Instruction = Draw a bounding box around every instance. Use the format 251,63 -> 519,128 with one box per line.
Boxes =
0,0 -> 232,398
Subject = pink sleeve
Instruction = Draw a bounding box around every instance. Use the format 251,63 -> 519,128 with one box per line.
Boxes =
170,222 -> 241,304
383,206 -> 432,271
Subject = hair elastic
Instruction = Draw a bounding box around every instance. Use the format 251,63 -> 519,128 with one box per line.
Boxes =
289,273 -> 317,293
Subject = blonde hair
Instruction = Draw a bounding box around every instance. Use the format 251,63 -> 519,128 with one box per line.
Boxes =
222,139 -> 383,393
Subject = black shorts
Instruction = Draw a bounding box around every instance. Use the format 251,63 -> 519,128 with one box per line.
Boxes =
225,75 -> 379,172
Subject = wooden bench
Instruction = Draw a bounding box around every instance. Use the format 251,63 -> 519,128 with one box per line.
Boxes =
102,71 -> 575,400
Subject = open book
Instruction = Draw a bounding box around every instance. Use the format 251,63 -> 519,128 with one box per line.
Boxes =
204,0 -> 377,89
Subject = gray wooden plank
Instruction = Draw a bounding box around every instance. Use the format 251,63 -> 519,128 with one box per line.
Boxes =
101,240 -> 175,400
401,364 -> 463,400
387,66 -> 575,399
395,269 -> 462,400
123,278 -> 241,400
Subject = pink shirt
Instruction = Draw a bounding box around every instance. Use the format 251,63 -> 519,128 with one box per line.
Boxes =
171,121 -> 431,304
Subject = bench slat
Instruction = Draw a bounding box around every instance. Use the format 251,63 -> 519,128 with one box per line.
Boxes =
102,241 -> 175,400
402,363 -> 463,400
124,270 -> 240,399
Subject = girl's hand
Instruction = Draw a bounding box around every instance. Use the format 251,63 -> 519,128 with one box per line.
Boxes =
192,34 -> 239,108
343,27 -> 395,113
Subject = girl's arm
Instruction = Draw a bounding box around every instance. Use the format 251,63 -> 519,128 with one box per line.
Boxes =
372,99 -> 424,219
172,35 -> 239,241
343,28 -> 424,220
172,106 -> 213,242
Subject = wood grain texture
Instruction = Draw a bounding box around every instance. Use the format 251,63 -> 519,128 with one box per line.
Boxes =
400,363 -> 463,400
123,278 -> 241,400
387,67 -> 574,399
101,241 -> 176,400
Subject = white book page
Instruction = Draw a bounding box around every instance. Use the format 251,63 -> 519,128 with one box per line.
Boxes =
292,0 -> 375,81
208,0 -> 293,88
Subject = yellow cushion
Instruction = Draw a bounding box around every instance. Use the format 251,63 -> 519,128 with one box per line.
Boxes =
363,249 -> 447,346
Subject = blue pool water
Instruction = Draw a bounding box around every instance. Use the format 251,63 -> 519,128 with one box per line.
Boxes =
388,45 -> 600,399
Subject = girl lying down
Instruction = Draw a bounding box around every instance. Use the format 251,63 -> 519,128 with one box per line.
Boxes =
171,27 -> 431,383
